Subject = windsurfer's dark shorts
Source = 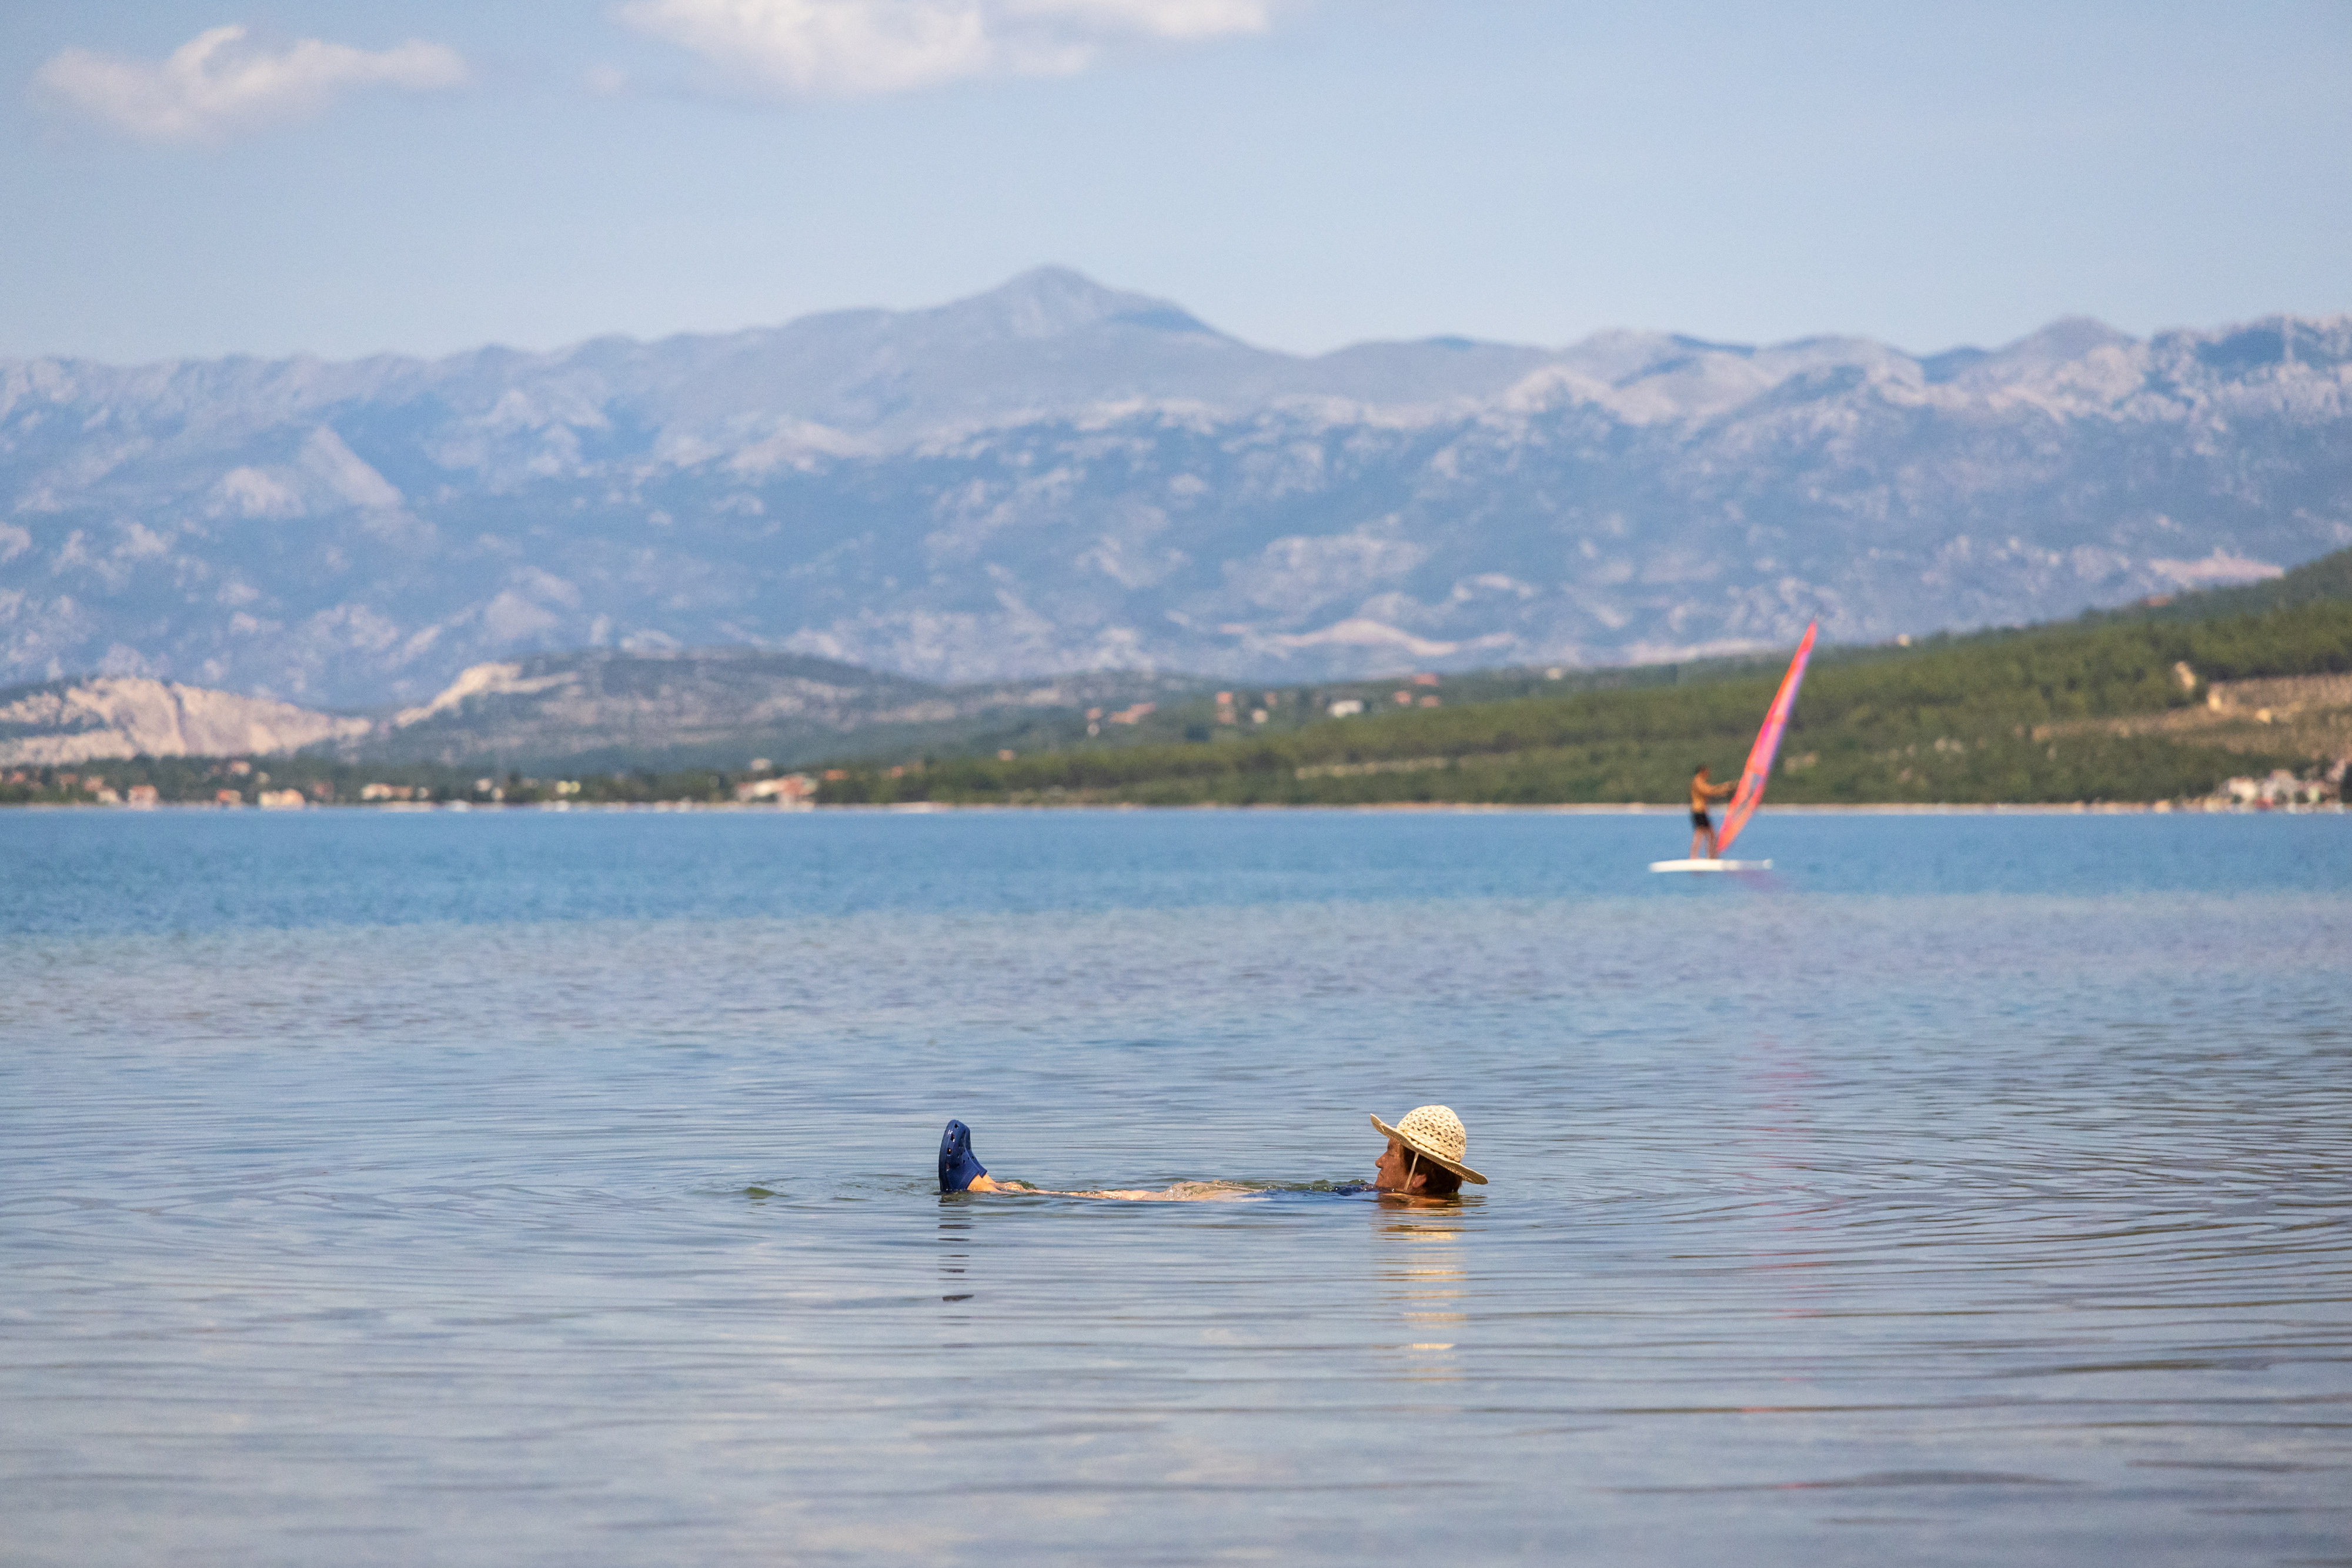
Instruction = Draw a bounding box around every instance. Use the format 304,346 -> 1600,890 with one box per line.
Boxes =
1691,810 -> 1712,828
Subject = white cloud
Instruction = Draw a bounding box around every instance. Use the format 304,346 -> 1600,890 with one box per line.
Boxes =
1004,0 -> 1273,41
617,0 -> 1273,99
34,24 -> 468,143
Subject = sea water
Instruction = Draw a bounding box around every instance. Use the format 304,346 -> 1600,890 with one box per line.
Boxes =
2,808 -> 2347,1566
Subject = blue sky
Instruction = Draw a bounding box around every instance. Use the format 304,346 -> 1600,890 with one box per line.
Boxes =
6,2 -> 2347,363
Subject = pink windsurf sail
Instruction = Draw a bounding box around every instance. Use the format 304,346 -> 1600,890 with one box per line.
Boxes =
1715,622 -> 1818,858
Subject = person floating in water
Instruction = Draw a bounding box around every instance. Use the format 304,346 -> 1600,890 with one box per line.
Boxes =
1689,762 -> 1737,860
938,1104 -> 1486,1202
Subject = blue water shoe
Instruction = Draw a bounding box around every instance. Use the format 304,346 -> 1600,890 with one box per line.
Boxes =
939,1119 -> 988,1192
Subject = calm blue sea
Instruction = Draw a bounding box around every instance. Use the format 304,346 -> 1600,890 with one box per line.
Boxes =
4,808 -> 2348,1567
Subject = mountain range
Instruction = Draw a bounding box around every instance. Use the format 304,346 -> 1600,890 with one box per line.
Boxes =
4,268 -> 2347,708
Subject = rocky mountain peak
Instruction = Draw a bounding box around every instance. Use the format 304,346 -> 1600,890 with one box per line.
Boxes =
931,266 -> 1221,343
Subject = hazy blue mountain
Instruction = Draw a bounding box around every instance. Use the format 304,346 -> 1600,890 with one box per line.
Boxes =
4,268 -> 2347,707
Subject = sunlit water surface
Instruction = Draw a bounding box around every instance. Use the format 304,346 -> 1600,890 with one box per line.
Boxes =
4,810 -> 2348,1566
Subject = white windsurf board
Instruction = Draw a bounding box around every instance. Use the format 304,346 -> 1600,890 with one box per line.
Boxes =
1648,858 -> 1771,873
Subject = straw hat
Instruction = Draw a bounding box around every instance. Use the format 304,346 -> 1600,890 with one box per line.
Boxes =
1369,1104 -> 1487,1184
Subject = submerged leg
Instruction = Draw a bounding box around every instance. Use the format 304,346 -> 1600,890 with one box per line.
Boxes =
938,1119 -> 991,1193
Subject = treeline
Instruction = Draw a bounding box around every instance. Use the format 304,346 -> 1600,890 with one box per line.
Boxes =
2090,545 -> 2352,624
814,598 -> 2352,807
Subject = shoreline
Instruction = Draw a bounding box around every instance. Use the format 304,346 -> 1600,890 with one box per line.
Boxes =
5,799 -> 2344,815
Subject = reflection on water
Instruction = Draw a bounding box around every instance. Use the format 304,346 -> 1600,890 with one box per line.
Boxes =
938,1217 -> 974,1305
2,810 -> 2348,1567
1381,1209 -> 1469,1371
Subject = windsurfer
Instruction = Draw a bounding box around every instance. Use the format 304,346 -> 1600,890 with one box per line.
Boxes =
1689,764 -> 1736,860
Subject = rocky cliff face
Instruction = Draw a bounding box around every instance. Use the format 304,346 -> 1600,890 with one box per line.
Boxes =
4,268 -> 2346,707
0,676 -> 370,765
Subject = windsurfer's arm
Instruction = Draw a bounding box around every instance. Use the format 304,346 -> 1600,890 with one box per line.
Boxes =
1710,779 -> 1737,800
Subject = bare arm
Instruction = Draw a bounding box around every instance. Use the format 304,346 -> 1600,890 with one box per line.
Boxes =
965,1176 -> 1259,1202
1067,1182 -> 1260,1202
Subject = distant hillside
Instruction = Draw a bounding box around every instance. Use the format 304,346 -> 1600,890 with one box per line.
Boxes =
0,647 -> 1204,770
809,545 -> 2352,766
339,647 -> 1205,771
810,554 -> 2352,807
5,268 -> 2347,706
8,547 -> 2348,795
2096,543 -> 2352,623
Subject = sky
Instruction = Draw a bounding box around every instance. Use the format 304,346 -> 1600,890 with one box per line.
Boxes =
6,1 -> 2348,365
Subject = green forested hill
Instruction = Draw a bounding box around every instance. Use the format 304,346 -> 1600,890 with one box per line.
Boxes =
2093,546 -> 2352,623
816,551 -> 2352,807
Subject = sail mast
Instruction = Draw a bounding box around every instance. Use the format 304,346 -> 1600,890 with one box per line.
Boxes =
1715,623 -> 1818,857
